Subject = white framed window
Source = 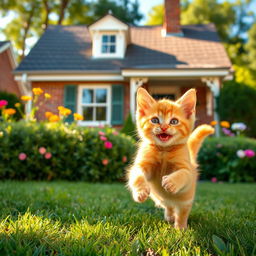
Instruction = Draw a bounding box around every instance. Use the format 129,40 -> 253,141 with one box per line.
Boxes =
101,35 -> 116,54
78,85 -> 111,126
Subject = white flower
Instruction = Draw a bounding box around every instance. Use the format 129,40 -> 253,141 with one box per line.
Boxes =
236,150 -> 245,158
231,122 -> 247,131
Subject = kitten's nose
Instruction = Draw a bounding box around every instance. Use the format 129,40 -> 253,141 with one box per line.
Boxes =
161,125 -> 168,132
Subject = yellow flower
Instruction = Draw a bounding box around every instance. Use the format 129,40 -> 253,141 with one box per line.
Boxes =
44,93 -> 51,99
58,106 -> 71,116
21,95 -> 32,101
3,108 -> 16,115
73,113 -> 84,121
32,88 -> 44,95
210,120 -> 218,126
220,121 -> 230,128
15,103 -> 21,108
45,111 -> 53,118
49,114 -> 60,122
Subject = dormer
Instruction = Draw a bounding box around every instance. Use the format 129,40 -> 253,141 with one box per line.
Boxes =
89,14 -> 130,59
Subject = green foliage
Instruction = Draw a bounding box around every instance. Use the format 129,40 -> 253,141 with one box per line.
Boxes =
245,22 -> 256,71
0,91 -> 23,120
0,122 -> 135,182
198,137 -> 256,182
145,4 -> 163,25
120,113 -> 137,139
218,81 -> 256,137
0,182 -> 255,255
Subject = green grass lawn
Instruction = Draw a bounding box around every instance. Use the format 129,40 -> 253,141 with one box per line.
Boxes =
0,182 -> 255,256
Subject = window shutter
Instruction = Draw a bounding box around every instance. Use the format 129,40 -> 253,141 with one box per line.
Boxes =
64,85 -> 77,123
111,84 -> 124,125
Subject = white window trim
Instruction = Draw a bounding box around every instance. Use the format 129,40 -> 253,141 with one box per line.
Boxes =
101,34 -> 116,54
77,85 -> 111,126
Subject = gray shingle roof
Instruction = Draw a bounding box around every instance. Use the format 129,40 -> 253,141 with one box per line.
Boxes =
15,24 -> 231,73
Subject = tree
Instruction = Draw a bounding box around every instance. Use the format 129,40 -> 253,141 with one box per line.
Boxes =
146,4 -> 163,25
0,0 -> 143,60
245,22 -> 256,71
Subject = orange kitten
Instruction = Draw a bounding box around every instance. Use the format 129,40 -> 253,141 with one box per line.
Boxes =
127,88 -> 214,229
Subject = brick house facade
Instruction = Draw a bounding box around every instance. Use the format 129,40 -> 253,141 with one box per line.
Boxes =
0,41 -> 21,96
14,0 -> 232,134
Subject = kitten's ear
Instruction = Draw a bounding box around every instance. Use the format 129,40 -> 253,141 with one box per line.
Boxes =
137,88 -> 156,116
176,89 -> 196,118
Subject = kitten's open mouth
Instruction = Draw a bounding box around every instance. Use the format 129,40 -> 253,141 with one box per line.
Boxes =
156,133 -> 172,142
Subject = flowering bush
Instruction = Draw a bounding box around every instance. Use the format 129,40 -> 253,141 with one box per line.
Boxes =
0,122 -> 135,182
198,137 -> 256,182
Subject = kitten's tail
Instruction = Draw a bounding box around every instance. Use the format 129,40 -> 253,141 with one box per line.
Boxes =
188,124 -> 215,164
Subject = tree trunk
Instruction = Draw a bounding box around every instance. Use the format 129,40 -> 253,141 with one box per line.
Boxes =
43,0 -> 51,30
58,0 -> 70,25
21,3 -> 36,60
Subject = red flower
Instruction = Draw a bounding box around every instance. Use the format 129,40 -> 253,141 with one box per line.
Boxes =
211,177 -> 217,183
39,147 -> 46,155
0,100 -> 8,108
98,131 -> 105,136
100,136 -> 107,141
122,156 -> 127,162
102,159 -> 109,165
19,153 -> 27,161
45,152 -> 52,159
104,141 -> 112,149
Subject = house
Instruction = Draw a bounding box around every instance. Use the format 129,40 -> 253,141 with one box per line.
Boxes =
14,0 -> 232,134
0,41 -> 21,96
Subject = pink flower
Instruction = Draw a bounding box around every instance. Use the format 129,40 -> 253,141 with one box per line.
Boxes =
98,131 -> 105,136
98,124 -> 104,128
211,177 -> 217,183
100,136 -> 107,141
0,100 -> 8,108
102,159 -> 109,165
104,141 -> 113,149
45,152 -> 52,159
244,149 -> 255,158
122,156 -> 127,163
19,153 -> 27,161
39,147 -> 46,155
112,130 -> 119,135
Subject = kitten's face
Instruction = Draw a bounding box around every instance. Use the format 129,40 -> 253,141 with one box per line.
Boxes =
136,88 -> 196,147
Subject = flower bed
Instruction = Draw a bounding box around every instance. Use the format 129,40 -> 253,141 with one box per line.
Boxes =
198,137 -> 256,182
0,122 -> 135,182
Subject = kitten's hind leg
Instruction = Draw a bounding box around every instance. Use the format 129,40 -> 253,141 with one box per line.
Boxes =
174,204 -> 192,229
127,167 -> 150,203
164,207 -> 175,223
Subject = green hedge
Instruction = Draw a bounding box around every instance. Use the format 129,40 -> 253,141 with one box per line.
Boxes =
198,137 -> 256,182
218,81 -> 256,137
0,122 -> 135,182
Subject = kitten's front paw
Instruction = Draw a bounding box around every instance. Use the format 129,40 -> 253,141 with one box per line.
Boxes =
133,187 -> 150,203
162,175 -> 183,194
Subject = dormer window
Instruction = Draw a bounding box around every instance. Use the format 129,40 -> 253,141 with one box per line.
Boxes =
89,14 -> 130,59
102,35 -> 116,54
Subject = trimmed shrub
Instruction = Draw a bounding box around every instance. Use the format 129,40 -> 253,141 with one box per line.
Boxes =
0,91 -> 23,120
198,137 -> 256,182
218,81 -> 256,137
0,122 -> 136,182
121,113 -> 137,139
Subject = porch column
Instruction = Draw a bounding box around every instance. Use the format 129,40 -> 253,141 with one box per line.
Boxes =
21,73 -> 32,120
130,77 -> 148,121
202,77 -> 221,137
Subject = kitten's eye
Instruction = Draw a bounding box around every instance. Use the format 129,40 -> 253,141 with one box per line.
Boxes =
170,118 -> 179,125
151,117 -> 159,124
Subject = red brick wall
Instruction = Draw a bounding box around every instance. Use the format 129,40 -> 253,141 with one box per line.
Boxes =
0,49 -> 21,96
32,81 -> 130,121
164,0 -> 181,34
